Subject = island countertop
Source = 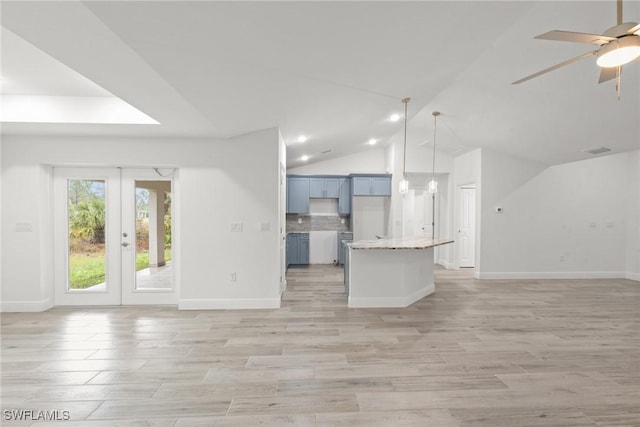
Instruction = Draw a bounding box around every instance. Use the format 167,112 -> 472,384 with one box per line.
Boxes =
347,236 -> 454,250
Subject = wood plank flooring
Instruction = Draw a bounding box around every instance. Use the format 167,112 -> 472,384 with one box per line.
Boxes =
1,265 -> 639,426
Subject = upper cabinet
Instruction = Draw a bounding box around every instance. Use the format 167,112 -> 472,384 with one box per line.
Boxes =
338,177 -> 351,214
309,177 -> 339,198
287,177 -> 310,214
287,174 -> 390,214
351,175 -> 392,196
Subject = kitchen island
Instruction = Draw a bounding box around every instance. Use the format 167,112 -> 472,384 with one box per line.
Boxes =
345,236 -> 454,308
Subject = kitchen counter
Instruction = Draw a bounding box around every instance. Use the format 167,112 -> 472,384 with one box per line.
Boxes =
349,236 -> 453,250
345,236 -> 454,308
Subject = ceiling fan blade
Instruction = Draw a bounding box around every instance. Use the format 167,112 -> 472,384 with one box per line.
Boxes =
512,50 -> 597,85
628,23 -> 640,35
598,66 -> 619,83
535,30 -> 615,45
603,22 -> 640,37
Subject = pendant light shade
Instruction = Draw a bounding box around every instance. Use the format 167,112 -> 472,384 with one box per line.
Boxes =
399,178 -> 409,194
428,179 -> 438,194
399,97 -> 411,195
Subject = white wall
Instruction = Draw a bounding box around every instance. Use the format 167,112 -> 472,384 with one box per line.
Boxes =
477,148 -> 638,279
352,197 -> 389,241
625,150 -> 640,280
288,148 -> 386,175
1,128 -> 282,311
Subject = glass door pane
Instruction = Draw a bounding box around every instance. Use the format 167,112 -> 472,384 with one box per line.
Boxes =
67,179 -> 107,291
134,181 -> 172,290
54,167 -> 121,306
121,169 -> 177,305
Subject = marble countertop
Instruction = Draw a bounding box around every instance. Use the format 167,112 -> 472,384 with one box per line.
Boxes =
348,236 -> 454,250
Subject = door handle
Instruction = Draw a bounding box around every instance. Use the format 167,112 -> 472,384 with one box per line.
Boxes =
121,242 -> 130,247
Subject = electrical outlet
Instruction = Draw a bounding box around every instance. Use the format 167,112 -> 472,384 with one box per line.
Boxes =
260,221 -> 270,231
230,272 -> 237,282
230,222 -> 243,232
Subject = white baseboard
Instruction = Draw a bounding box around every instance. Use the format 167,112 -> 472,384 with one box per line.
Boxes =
476,271 -> 628,280
348,284 -> 434,308
1,299 -> 53,312
625,271 -> 640,282
179,298 -> 281,310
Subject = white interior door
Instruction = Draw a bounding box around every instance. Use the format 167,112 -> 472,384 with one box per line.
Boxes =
54,167 -> 177,306
458,187 -> 476,268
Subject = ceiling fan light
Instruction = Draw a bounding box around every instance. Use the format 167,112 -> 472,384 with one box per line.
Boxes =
597,36 -> 640,67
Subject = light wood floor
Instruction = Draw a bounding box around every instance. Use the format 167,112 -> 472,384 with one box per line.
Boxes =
1,265 -> 639,426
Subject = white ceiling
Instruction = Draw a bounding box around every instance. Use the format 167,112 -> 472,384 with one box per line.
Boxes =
1,1 -> 638,167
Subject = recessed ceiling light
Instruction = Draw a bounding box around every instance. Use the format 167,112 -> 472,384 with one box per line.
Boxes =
368,138 -> 377,145
300,155 -> 310,161
297,135 -> 308,143
389,113 -> 401,122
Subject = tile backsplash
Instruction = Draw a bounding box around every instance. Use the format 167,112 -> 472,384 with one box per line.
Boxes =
286,214 -> 350,232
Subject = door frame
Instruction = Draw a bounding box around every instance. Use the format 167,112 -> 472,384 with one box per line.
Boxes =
52,166 -> 179,306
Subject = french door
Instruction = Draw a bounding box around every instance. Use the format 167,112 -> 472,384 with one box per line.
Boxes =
54,167 -> 177,306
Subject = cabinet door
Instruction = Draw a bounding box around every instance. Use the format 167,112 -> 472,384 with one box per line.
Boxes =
352,177 -> 372,196
309,178 -> 324,198
338,178 -> 351,214
371,176 -> 391,196
287,177 -> 310,213
323,178 -> 340,198
286,234 -> 298,265
299,234 -> 309,265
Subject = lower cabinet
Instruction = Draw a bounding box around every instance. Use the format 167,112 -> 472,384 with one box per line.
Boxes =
286,233 -> 309,266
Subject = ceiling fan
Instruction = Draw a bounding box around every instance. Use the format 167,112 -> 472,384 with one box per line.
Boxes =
512,0 -> 640,97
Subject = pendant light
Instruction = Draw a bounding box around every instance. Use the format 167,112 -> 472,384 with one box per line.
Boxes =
428,111 -> 440,194
398,97 -> 411,194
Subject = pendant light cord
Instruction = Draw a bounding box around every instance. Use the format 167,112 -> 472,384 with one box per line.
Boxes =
402,98 -> 410,177
431,111 -> 440,240
431,111 -> 440,183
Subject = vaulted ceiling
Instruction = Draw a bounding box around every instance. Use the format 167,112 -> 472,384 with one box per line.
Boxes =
2,1 -> 638,167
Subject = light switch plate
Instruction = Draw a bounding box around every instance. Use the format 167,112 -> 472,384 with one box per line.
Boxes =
15,222 -> 33,232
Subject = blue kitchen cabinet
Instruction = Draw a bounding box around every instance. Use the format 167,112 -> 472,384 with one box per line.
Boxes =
299,233 -> 309,264
309,177 -> 340,198
351,175 -> 392,196
371,176 -> 392,196
287,177 -> 310,213
286,233 -> 309,266
352,177 -> 372,195
338,178 -> 351,214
